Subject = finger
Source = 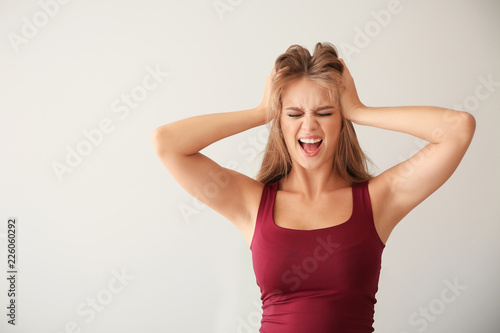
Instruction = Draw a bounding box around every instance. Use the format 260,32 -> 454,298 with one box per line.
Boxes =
339,59 -> 350,76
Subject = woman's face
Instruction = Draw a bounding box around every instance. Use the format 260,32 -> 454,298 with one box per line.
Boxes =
280,77 -> 343,170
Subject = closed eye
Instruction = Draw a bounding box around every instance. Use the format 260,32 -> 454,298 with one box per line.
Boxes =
287,113 -> 332,117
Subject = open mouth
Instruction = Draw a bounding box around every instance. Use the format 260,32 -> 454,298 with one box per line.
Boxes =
298,139 -> 323,154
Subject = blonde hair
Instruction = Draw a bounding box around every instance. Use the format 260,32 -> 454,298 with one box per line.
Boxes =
256,42 -> 373,185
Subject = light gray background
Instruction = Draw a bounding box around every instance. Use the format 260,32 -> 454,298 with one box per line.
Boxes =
1,0 -> 499,332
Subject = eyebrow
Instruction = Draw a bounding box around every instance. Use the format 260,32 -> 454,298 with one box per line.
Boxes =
285,106 -> 335,111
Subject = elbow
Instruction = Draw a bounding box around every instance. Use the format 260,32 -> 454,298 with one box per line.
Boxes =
460,111 -> 476,141
451,111 -> 476,145
152,125 -> 171,157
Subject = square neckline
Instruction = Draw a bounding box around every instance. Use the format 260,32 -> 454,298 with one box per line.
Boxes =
269,181 -> 357,232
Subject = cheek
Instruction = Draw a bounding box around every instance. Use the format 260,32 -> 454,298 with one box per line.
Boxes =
281,122 -> 300,141
327,117 -> 343,133
280,119 -> 294,142
321,119 -> 342,146
280,130 -> 299,154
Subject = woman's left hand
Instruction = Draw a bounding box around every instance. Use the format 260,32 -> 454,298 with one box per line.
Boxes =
338,58 -> 365,121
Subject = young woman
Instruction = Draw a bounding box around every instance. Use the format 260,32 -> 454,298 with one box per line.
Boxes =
152,42 -> 475,332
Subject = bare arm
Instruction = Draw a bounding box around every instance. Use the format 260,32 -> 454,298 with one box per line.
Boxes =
153,108 -> 266,157
339,59 -> 476,244
152,69 -> 275,245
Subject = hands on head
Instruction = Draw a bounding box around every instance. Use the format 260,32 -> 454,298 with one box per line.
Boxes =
338,58 -> 366,121
258,58 -> 365,124
258,66 -> 277,124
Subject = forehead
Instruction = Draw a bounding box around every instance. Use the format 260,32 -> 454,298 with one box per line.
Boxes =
282,78 -> 334,106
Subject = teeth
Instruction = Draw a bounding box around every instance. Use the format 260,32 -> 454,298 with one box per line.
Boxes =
299,138 -> 322,143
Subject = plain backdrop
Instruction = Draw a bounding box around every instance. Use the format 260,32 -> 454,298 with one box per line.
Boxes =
1,0 -> 499,332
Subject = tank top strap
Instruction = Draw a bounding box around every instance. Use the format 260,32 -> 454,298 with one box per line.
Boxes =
255,181 -> 370,225
352,181 -> 384,247
256,181 -> 277,224
251,181 -> 278,250
351,181 -> 372,220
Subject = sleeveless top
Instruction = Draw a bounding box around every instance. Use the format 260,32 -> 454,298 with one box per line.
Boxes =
250,181 -> 385,333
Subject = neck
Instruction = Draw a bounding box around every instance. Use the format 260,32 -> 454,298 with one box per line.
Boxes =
280,162 -> 350,200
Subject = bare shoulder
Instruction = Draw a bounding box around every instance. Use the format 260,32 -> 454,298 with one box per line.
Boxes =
154,144 -> 265,245
366,174 -> 391,204
367,171 -> 423,244
367,175 -> 393,245
225,168 -> 265,225
221,168 -> 265,244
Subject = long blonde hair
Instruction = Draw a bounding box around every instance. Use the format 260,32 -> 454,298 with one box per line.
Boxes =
256,42 -> 373,185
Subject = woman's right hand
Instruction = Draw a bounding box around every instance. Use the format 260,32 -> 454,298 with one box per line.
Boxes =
338,58 -> 365,121
258,67 -> 276,122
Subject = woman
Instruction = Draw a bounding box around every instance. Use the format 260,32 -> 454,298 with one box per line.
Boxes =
152,42 -> 475,332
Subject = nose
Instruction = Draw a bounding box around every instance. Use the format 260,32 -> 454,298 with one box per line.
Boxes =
301,113 -> 319,131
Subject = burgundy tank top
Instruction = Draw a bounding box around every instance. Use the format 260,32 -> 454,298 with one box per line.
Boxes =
250,181 -> 385,333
